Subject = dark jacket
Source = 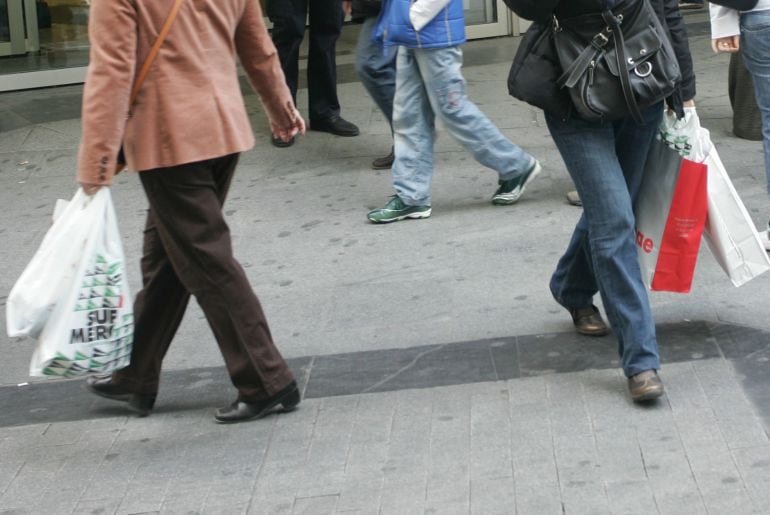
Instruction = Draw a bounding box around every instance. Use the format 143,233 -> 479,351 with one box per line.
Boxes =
352,0 -> 382,20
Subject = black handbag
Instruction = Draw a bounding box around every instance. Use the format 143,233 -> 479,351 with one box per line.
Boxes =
507,22 -> 573,119
501,0 -> 560,22
710,0 -> 758,9
553,0 -> 681,125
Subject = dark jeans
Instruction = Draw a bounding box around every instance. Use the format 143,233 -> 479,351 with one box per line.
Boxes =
355,16 -> 397,130
266,0 -> 343,123
546,105 -> 663,377
113,154 -> 294,402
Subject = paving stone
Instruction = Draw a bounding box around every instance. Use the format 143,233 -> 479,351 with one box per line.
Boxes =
732,445 -> 770,509
71,497 -> 122,515
291,494 -> 338,515
605,480 -> 658,515
469,476 -> 516,515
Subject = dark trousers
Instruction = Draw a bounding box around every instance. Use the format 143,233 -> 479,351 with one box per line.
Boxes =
266,0 -> 343,122
113,154 -> 294,402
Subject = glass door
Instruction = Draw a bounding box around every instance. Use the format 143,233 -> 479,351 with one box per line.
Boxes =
464,0 -> 510,39
0,0 -> 90,92
0,0 -> 38,57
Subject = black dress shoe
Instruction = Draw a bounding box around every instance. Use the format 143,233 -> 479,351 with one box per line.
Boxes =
309,115 -> 360,137
214,381 -> 301,424
371,147 -> 394,170
271,135 -> 295,148
85,375 -> 156,417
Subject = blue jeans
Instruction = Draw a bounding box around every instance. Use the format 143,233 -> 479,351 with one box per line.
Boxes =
355,17 -> 397,130
391,46 -> 535,206
546,105 -> 663,377
741,10 -> 770,197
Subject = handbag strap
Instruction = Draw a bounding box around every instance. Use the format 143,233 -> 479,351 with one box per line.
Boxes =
602,9 -> 645,125
129,0 -> 185,107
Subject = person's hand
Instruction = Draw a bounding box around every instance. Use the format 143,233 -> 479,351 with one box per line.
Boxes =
712,35 -> 740,53
80,182 -> 102,196
270,103 -> 306,143
342,0 -> 351,16
682,99 -> 695,108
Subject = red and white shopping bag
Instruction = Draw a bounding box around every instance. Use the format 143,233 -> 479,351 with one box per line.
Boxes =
635,112 -> 709,293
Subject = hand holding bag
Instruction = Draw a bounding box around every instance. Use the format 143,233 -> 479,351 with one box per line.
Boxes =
553,0 -> 681,125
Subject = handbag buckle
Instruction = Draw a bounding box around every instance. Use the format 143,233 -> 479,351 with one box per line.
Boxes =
591,32 -> 610,49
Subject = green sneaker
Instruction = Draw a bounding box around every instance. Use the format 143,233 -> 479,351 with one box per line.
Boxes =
367,195 -> 431,224
492,160 -> 542,205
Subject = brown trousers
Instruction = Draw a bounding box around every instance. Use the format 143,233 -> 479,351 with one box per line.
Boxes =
113,154 -> 294,402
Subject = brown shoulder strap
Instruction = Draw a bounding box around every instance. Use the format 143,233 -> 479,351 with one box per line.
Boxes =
129,0 -> 185,105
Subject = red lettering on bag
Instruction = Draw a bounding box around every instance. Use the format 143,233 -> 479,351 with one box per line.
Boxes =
635,230 -> 654,253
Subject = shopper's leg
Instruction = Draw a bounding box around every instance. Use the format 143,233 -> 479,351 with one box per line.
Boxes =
307,0 -> 343,121
415,46 -> 534,180
545,109 -> 661,377
355,16 -> 397,129
266,0 -> 307,101
139,155 -> 294,402
741,11 -> 770,197
392,46 -> 435,207
111,210 -> 191,395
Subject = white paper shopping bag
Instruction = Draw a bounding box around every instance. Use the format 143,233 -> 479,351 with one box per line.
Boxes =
702,148 -> 770,286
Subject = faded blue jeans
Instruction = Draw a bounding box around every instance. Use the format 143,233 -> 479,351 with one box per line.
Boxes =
741,10 -> 770,196
355,16 -> 397,130
546,105 -> 663,377
391,45 -> 535,206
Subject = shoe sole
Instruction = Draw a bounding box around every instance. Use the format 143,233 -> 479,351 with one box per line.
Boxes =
575,326 -> 611,337
85,383 -> 153,416
631,387 -> 665,403
492,161 -> 542,205
371,162 -> 393,170
309,127 -> 360,137
368,209 -> 432,224
214,387 -> 301,425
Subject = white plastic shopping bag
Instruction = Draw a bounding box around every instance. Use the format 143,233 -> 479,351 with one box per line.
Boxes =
7,189 -> 97,338
702,148 -> 770,286
6,188 -> 134,377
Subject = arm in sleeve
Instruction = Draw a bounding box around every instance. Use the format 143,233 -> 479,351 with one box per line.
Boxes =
76,0 -> 137,186
663,0 -> 696,101
409,0 -> 453,31
710,4 -> 740,39
235,0 -> 296,131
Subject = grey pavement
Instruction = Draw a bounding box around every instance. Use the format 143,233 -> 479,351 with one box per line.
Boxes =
1,10 -> 770,515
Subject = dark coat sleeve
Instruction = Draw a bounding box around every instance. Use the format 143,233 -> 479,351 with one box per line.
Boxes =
352,0 -> 382,20
651,0 -> 697,115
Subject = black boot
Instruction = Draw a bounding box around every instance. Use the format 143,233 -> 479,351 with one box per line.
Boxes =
371,147 -> 394,170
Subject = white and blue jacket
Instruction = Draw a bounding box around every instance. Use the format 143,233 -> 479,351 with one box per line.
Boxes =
373,0 -> 466,49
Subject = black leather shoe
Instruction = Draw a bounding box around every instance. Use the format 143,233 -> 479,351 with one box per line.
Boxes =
271,135 -> 295,148
309,115 -> 360,137
85,375 -> 156,417
371,147 -> 394,170
214,381 -> 301,424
